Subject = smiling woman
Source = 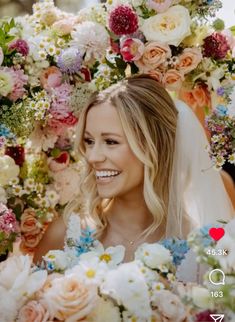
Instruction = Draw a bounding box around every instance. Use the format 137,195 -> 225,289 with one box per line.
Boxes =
34,74 -> 234,264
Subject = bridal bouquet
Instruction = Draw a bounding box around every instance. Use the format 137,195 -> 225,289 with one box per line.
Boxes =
0,238 -> 227,322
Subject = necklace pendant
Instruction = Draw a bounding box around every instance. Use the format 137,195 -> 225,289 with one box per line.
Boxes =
129,241 -> 134,245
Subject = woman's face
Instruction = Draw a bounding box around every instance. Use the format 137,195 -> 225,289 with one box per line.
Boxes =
83,102 -> 144,199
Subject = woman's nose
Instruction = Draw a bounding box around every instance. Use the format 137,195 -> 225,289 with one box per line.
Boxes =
86,144 -> 106,164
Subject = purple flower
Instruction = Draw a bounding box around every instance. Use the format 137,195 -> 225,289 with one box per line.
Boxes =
57,48 -> 82,74
9,39 -> 29,56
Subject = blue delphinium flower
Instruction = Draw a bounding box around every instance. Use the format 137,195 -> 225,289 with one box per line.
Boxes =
215,104 -> 228,117
0,124 -> 15,139
160,238 -> 190,266
75,227 -> 96,257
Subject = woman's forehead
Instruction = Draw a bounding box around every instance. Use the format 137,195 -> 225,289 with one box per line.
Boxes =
85,102 -> 124,135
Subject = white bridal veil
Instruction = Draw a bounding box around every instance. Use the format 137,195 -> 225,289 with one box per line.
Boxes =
166,99 -> 234,238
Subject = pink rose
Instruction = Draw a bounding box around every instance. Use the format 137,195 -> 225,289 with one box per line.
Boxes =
177,48 -> 202,74
48,151 -> 70,172
162,69 -> 184,91
147,0 -> 173,13
52,19 -> 75,36
41,274 -> 98,321
135,41 -> 171,72
40,66 -> 62,91
18,301 -> 50,322
120,38 -> 145,62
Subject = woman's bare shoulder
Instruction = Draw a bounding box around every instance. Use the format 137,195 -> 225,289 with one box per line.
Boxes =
33,215 -> 67,264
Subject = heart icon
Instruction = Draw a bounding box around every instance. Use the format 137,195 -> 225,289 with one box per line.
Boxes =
209,228 -> 225,241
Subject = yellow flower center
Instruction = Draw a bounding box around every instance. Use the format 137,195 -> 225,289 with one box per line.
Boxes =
99,253 -> 112,263
86,269 -> 96,278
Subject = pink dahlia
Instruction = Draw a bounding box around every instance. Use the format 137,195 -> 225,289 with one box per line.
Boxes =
203,32 -> 230,59
9,39 -> 29,56
109,5 -> 138,36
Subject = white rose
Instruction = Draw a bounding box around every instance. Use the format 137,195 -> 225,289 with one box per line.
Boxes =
87,297 -> 121,322
152,290 -> 186,322
135,243 -> 172,269
0,155 -> 20,186
192,286 -> 213,309
0,255 -> 47,301
141,5 -> 191,46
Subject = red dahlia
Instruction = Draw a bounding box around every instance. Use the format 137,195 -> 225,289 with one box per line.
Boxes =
203,32 -> 230,59
5,145 -> 25,166
109,5 -> 138,36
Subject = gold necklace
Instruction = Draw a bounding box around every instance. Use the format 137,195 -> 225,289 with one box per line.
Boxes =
109,225 -> 146,246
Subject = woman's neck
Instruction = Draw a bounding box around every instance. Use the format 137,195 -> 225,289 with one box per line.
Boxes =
104,196 -> 153,231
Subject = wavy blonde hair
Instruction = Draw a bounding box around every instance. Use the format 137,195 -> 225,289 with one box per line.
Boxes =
64,74 -> 178,238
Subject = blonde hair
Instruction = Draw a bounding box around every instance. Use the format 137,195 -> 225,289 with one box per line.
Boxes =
64,74 -> 178,238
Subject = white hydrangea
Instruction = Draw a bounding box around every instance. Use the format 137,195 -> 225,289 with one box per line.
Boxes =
70,21 -> 109,63
0,155 -> 19,187
100,261 -> 152,319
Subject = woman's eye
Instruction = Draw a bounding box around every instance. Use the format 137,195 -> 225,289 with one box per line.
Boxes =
106,139 -> 118,145
83,138 -> 94,145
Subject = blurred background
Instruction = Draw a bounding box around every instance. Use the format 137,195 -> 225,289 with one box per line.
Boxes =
0,0 -> 234,27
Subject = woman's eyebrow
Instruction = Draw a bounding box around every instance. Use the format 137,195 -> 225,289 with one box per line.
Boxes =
84,131 -> 122,137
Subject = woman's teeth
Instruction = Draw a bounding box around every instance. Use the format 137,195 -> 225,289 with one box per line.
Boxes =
96,170 -> 120,178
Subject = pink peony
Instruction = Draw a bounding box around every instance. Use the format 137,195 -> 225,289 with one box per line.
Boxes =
0,67 -> 28,102
109,5 -> 138,36
47,83 -> 78,134
9,39 -> 29,56
147,0 -> 173,13
40,66 -> 63,91
120,37 -> 145,62
203,32 -> 230,59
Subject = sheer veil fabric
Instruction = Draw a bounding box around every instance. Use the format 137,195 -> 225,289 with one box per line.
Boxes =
166,100 -> 234,239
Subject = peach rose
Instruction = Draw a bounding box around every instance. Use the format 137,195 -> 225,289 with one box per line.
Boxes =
179,85 -> 211,137
41,274 -> 98,321
40,66 -> 62,91
162,69 -> 184,91
20,208 -> 41,235
21,231 -> 44,249
18,301 -> 50,322
148,70 -> 164,83
179,84 -> 211,110
135,41 -> 171,72
52,19 -> 75,36
177,47 -> 202,74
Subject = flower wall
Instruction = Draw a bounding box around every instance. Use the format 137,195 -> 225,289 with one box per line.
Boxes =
0,0 -> 235,256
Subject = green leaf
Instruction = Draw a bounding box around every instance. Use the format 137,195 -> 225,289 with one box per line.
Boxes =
115,57 -> 127,70
105,57 -> 116,69
51,148 -> 61,158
